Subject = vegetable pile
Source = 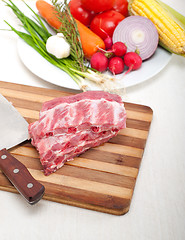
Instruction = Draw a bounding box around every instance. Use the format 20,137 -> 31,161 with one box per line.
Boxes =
3,0 -> 117,91
3,0 -> 185,91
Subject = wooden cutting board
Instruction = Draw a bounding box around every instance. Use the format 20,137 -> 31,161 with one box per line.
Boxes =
0,81 -> 153,215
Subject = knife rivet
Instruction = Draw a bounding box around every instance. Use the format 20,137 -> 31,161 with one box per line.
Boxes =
27,183 -> 33,189
13,168 -> 19,174
1,155 -> 7,160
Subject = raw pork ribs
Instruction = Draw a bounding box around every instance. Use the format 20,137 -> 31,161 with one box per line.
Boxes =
28,91 -> 127,175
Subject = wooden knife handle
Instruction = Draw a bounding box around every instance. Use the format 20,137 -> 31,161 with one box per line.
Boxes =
0,149 -> 45,204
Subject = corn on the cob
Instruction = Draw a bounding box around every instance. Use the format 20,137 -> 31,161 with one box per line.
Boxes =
128,0 -> 185,56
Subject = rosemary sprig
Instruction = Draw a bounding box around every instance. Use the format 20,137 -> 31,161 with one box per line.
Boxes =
52,0 -> 86,72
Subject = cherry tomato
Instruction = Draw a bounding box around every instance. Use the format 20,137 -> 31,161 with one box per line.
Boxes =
69,0 -> 96,26
112,0 -> 128,17
81,0 -> 114,13
90,10 -> 125,40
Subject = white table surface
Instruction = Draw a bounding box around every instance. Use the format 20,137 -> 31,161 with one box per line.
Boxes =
0,0 -> 185,239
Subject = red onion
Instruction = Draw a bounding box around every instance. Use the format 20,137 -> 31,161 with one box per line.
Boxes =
112,16 -> 159,60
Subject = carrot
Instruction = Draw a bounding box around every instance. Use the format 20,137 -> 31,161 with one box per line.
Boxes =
75,19 -> 105,59
36,0 -> 62,29
36,0 -> 105,59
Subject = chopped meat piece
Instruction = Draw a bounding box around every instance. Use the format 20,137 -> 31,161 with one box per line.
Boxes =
28,91 -> 126,175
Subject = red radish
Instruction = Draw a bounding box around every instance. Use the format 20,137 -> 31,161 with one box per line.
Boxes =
111,42 -> 127,57
100,41 -> 127,58
99,27 -> 113,50
90,52 -> 108,72
124,52 -> 142,74
104,36 -> 113,50
108,57 -> 124,75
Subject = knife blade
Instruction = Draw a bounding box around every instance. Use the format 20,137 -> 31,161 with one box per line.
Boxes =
0,93 -> 45,204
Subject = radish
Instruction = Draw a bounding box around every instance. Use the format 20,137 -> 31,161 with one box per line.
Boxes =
108,57 -> 124,75
104,36 -> 113,50
100,41 -> 127,58
99,28 -> 127,56
124,52 -> 142,74
90,52 -> 108,72
100,27 -> 113,50
111,42 -> 127,57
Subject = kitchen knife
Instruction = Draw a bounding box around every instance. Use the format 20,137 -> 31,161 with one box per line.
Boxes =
0,93 -> 45,204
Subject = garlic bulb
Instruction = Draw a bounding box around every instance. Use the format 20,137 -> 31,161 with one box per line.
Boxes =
46,33 -> 70,59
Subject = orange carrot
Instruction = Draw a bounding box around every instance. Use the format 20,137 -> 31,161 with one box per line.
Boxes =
36,0 -> 105,59
75,19 -> 105,59
36,0 -> 62,29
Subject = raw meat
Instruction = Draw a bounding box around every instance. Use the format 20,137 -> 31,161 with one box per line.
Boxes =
28,91 -> 126,175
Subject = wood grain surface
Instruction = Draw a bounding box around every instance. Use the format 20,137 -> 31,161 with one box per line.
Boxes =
0,81 -> 153,215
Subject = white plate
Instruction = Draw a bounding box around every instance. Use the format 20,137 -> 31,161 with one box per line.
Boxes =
16,1 -> 172,91
17,38 -> 172,90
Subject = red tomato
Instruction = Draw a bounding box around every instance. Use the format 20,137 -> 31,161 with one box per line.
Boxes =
81,0 -> 114,13
112,0 -> 128,17
69,0 -> 96,26
90,10 -> 125,40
